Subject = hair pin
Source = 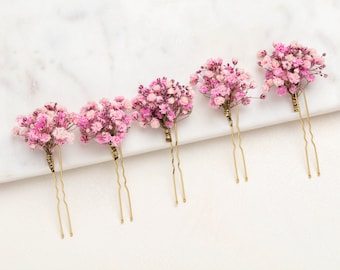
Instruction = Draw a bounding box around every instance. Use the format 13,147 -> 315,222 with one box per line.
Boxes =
77,97 -> 134,223
191,58 -> 256,183
258,41 -> 327,178
13,102 -> 75,239
133,77 -> 194,205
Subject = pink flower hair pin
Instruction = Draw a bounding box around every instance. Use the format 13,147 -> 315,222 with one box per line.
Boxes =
258,41 -> 327,178
77,97 -> 134,223
132,77 -> 194,205
13,102 -> 75,239
191,58 -> 256,183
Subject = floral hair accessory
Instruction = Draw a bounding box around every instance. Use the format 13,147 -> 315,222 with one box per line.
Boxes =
13,102 -> 75,239
258,41 -> 327,178
132,77 -> 194,205
77,97 -> 134,223
191,58 -> 256,183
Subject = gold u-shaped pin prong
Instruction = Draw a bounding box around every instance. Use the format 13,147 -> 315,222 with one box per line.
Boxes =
169,140 -> 179,205
110,145 -> 124,224
118,147 -> 133,222
174,121 -> 186,203
294,94 -> 312,178
224,102 -> 239,183
235,105 -> 248,181
57,146 -> 73,237
302,89 -> 320,176
165,128 -> 179,205
230,121 -> 240,183
46,151 -> 64,239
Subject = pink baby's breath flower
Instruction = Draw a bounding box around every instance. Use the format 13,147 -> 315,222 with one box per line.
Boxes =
214,96 -> 225,106
271,59 -> 280,68
132,77 -> 194,129
189,74 -> 199,86
179,96 -> 189,106
167,97 -> 175,104
258,41 -> 327,97
52,127 -> 72,142
260,57 -> 272,69
277,86 -> 288,96
273,77 -> 284,87
303,60 -> 312,69
290,84 -> 297,94
192,58 -> 255,110
257,50 -> 267,58
86,110 -> 96,120
199,85 -> 209,94
111,110 -> 125,120
13,102 -> 76,153
147,93 -> 157,102
273,68 -> 284,77
77,97 -> 133,146
232,57 -> 238,65
306,74 -> 315,82
91,121 -> 103,133
110,135 -> 122,147
95,132 -> 112,144
235,91 -> 245,99
150,118 -> 160,128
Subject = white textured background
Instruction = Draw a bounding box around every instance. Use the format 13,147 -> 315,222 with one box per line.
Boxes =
1,0 -> 340,269
2,0 -> 340,182
1,111 -> 340,269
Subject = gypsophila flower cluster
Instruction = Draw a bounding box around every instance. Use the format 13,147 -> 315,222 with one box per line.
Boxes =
132,77 -> 194,129
190,58 -> 255,109
77,97 -> 135,146
13,102 -> 76,151
258,41 -> 327,98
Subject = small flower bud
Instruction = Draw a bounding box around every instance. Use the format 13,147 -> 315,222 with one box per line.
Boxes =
232,57 -> 238,65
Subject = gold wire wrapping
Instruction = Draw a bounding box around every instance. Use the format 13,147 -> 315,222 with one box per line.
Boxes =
223,102 -> 248,183
293,90 -> 320,178
110,144 -> 133,223
46,152 -> 55,173
291,93 -> 299,112
164,128 -> 172,142
223,100 -> 233,126
46,147 -> 73,239
110,145 -> 119,160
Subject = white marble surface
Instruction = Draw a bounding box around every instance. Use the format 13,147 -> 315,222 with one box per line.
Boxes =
1,0 -> 340,182
1,112 -> 340,269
